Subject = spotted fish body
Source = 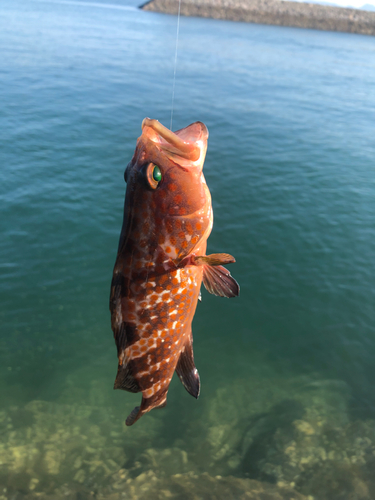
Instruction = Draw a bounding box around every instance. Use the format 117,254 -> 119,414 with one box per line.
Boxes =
110,118 -> 239,426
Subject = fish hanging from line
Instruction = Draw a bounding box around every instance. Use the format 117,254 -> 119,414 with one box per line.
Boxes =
109,118 -> 239,426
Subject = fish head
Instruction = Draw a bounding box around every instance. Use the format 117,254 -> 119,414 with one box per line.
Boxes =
126,118 -> 210,215
121,118 -> 212,262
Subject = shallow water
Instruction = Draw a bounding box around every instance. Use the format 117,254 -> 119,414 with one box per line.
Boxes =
1,0 -> 375,498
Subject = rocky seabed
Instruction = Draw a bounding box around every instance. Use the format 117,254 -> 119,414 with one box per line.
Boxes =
1,375 -> 375,499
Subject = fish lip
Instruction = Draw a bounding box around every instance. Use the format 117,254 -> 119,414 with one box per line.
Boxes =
141,118 -> 208,169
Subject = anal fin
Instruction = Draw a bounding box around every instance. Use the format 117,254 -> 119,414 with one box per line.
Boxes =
202,264 -> 239,298
175,339 -> 200,399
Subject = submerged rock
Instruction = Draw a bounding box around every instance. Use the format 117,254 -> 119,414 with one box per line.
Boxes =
0,397 -> 308,500
116,472 -> 309,500
1,373 -> 375,500
54,472 -> 309,500
195,375 -> 375,499
137,447 -> 192,476
0,400 -> 160,497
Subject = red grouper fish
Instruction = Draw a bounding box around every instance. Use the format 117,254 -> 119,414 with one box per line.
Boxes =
110,118 -> 239,426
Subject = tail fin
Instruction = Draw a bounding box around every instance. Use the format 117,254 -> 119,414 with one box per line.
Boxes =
125,406 -> 141,426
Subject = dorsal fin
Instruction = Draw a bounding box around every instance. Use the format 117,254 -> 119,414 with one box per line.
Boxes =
113,322 -> 140,393
202,264 -> 240,298
114,363 -> 139,393
175,337 -> 200,399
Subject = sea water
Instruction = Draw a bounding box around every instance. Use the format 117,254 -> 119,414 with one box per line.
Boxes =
1,0 -> 375,498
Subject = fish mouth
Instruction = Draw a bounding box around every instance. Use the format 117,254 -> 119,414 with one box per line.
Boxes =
141,118 -> 208,168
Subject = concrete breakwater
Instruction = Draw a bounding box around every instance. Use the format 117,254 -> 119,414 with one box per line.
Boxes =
141,0 -> 375,36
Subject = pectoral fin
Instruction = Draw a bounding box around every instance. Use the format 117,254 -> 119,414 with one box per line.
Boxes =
175,337 -> 200,399
202,264 -> 240,298
194,253 -> 236,266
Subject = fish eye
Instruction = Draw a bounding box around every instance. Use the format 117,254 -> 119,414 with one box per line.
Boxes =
153,165 -> 162,182
145,163 -> 162,189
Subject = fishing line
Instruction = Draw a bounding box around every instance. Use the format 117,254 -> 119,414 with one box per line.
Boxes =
170,0 -> 182,131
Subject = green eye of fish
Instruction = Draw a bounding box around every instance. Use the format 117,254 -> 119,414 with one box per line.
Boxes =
153,165 -> 162,182
145,163 -> 162,190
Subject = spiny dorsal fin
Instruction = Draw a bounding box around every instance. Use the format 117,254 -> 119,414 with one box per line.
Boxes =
202,264 -> 240,298
175,339 -> 200,399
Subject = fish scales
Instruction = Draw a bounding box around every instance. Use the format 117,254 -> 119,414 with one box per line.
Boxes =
110,118 -> 239,426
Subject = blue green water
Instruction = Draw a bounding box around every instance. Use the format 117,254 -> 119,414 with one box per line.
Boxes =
1,0 -> 375,498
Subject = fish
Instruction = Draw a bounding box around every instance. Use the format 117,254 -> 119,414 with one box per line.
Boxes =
109,118 -> 239,426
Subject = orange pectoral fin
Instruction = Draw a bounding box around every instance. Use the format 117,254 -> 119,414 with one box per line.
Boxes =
194,253 -> 236,266
202,264 -> 240,298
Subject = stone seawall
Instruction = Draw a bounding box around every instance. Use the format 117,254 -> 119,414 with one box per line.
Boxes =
141,0 -> 375,36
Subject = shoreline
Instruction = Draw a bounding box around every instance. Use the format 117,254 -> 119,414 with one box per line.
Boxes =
140,0 -> 375,36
